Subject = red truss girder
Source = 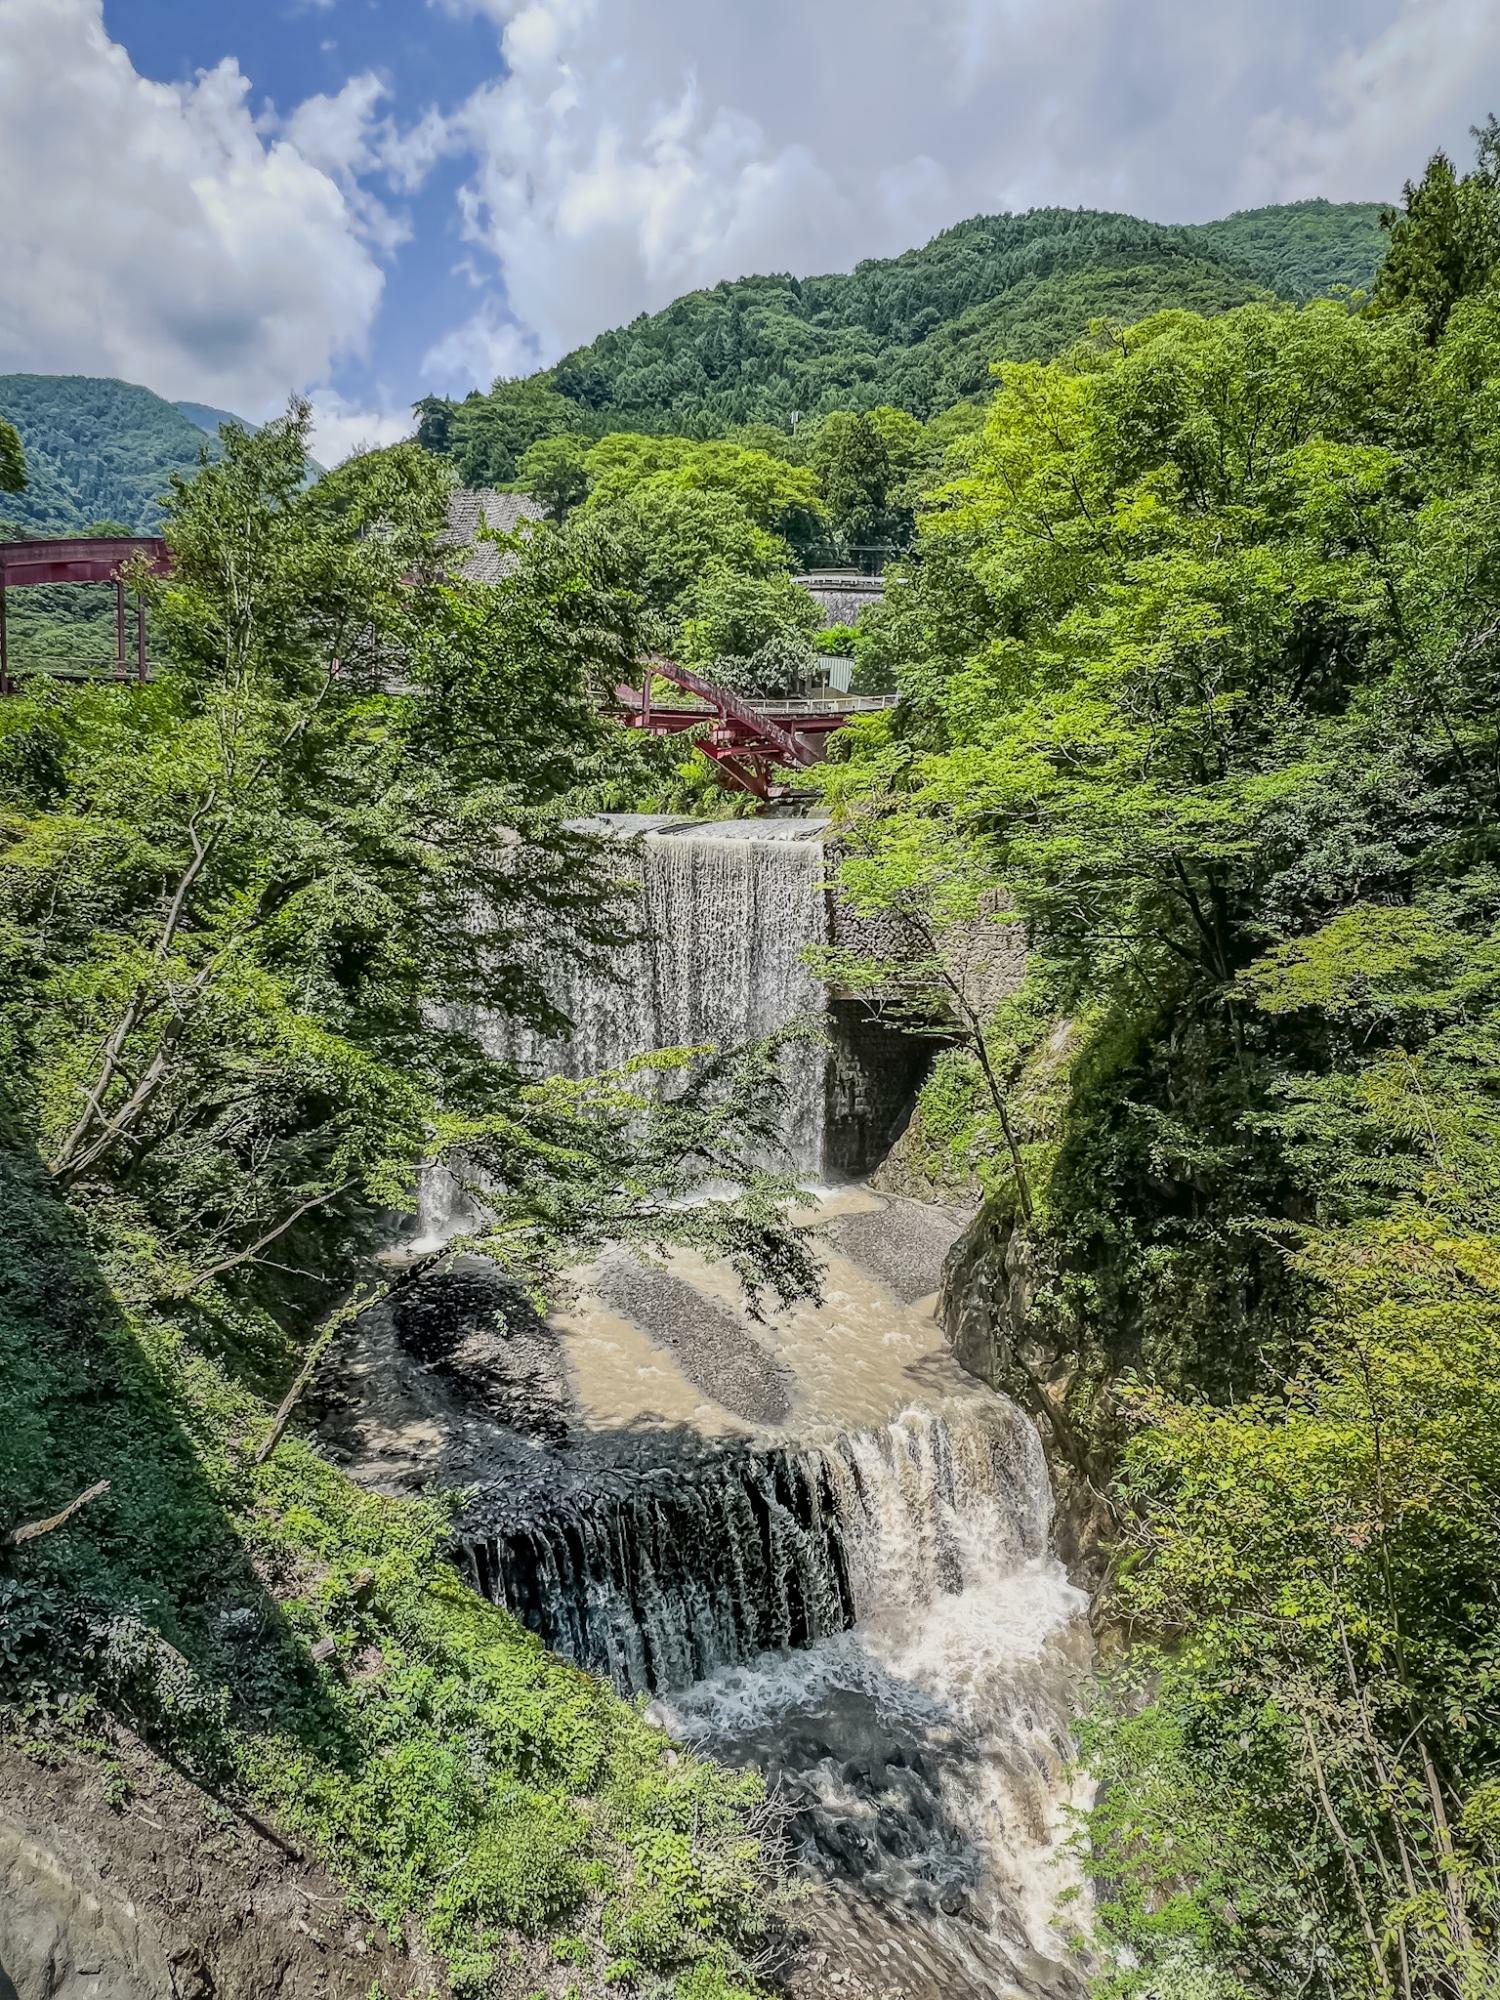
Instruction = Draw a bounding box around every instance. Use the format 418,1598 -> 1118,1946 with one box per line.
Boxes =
615,659 -> 838,798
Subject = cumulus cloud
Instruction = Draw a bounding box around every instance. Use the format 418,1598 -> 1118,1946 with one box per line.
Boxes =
422,303 -> 544,393
8,0 -> 1500,422
281,72 -> 412,256
305,389 -> 415,466
0,0 -> 386,414
419,0 -> 1500,384
1237,0 -> 1500,205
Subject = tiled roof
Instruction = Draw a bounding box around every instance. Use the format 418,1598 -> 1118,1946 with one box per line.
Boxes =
441,488 -> 544,582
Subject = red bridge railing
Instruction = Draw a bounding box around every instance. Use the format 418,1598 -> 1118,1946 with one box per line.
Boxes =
0,537 -> 171,695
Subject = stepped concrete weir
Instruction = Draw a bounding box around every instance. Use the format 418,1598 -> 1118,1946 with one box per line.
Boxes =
333,813 -> 1084,1999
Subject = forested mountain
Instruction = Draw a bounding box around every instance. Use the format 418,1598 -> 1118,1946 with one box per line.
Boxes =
174,398 -> 256,440
0,375 -> 221,533
424,199 -> 1387,481
1180,196 -> 1388,297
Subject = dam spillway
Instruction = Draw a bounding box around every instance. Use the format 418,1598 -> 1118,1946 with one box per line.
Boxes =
416,815 -> 930,1244
433,815 -> 832,1183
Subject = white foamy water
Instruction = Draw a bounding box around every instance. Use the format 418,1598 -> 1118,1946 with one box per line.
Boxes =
463,1398 -> 1091,1998
641,1408 -> 1092,1999
654,1564 -> 1089,1995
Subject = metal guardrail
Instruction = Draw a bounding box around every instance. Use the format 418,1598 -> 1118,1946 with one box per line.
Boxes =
753,695 -> 898,716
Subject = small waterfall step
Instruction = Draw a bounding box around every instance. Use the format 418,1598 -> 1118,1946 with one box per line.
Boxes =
459,1401 -> 1049,1700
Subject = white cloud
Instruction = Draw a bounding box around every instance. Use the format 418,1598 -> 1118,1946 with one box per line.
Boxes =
306,389 -> 414,465
1237,0 -> 1500,206
0,0 -> 386,415
418,0 -> 1500,386
9,0 -> 1500,422
280,72 -> 411,255
422,302 -> 543,392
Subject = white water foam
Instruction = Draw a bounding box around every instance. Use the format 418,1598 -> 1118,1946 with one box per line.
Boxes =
643,1407 -> 1090,1996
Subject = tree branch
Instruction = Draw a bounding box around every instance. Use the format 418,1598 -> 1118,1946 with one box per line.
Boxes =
3,1479 -> 110,1551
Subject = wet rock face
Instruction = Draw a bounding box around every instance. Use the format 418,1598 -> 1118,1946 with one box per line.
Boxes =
939,1206 -> 1115,1581
392,1269 -> 570,1442
940,1204 -> 1041,1392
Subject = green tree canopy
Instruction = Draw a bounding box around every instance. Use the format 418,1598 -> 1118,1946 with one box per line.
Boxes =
517,430 -> 593,519
1375,116 -> 1500,338
815,276 -> 1500,1988
679,564 -> 822,694
0,417 -> 24,494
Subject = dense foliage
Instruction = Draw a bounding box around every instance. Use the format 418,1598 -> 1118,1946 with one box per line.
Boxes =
817,132 -> 1500,1995
0,374 -> 234,533
1181,198 -> 1389,301
0,416 -> 24,495
0,406 -> 821,1995
419,202 -> 1385,474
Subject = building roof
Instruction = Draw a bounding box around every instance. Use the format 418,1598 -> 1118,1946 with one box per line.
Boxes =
441,488 -> 544,582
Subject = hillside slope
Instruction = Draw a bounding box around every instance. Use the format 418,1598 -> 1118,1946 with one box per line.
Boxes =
425,200 -> 1387,479
547,208 -> 1272,429
1180,197 -> 1388,299
0,375 -> 216,533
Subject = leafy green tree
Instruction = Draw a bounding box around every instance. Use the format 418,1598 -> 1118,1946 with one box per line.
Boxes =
815,266 -> 1500,1988
0,407 -> 812,2000
595,483 -> 789,616
0,402 -> 820,1312
1375,118 -> 1500,339
443,377 -> 579,485
0,417 -> 24,494
413,393 -> 454,455
517,431 -> 592,519
679,564 -> 821,694
811,411 -> 894,555
863,404 -> 923,479
580,431 -> 823,552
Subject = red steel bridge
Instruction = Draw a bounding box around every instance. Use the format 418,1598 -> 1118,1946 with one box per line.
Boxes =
616,660 -> 896,800
0,545 -> 891,801
0,536 -> 172,694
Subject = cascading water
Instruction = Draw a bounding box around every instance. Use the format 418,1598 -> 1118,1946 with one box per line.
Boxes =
416,816 -> 833,1244
385,811 -> 1090,1995
459,1392 -> 1089,1997
460,1400 -> 1047,1699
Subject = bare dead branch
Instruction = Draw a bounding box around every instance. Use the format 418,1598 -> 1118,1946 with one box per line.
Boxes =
3,1479 -> 110,1551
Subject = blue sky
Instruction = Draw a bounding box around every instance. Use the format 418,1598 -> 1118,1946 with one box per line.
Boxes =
102,0 -> 498,411
4,0 -> 1500,460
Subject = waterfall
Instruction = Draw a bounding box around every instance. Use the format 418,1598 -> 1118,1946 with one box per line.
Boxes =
460,1398 -> 1088,1996
407,813 -> 1089,1992
417,816 -> 832,1243
459,1398 -> 1052,1699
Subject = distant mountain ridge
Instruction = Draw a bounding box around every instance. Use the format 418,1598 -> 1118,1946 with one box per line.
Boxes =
424,198 -> 1388,480
174,400 -> 258,441
0,375 -> 230,535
